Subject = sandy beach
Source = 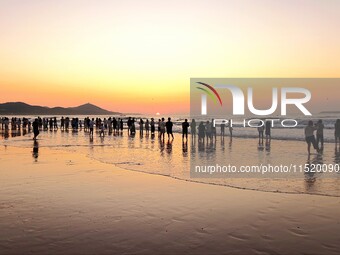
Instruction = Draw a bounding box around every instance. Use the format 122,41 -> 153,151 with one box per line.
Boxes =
1,141 -> 340,255
1,0 -> 340,254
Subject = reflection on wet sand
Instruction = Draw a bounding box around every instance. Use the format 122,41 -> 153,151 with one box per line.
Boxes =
32,140 -> 39,161
334,147 -> 340,164
2,126 -> 340,197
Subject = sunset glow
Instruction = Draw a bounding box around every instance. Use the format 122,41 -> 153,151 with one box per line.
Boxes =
1,0 -> 340,114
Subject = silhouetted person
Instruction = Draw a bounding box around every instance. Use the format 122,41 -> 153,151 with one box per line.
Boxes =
150,118 -> 155,135
198,122 -> 205,143
120,119 -> 124,134
53,117 -> 58,129
99,122 -> 105,137
89,118 -> 94,137
305,120 -> 319,154
228,119 -> 233,138
335,119 -> 340,149
139,118 -> 144,136
166,117 -> 174,140
191,119 -> 196,137
316,119 -> 324,150
159,118 -> 166,140
265,120 -> 271,142
130,120 -> 136,135
32,118 -> 39,140
182,119 -> 189,140
211,119 -> 216,140
145,119 -> 150,135
112,117 -> 117,133
220,120 -> 225,137
258,121 -> 264,144
127,117 -> 132,135
61,117 -> 65,130
205,121 -> 212,143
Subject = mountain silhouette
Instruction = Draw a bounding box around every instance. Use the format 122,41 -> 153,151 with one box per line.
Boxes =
0,102 -> 122,115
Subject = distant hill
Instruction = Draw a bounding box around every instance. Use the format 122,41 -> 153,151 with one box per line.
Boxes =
0,102 -> 122,115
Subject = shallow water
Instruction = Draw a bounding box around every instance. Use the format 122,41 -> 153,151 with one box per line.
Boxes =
1,128 -> 340,197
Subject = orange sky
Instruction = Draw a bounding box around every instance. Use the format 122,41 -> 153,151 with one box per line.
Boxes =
1,0 -> 340,114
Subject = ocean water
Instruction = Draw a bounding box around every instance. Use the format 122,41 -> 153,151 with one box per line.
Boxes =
1,114 -> 340,197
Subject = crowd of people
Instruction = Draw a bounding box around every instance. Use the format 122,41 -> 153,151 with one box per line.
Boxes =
1,116 -> 340,154
304,119 -> 340,154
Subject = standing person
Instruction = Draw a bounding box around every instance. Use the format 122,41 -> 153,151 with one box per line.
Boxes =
150,118 -> 155,135
65,117 -> 70,130
157,119 -> 161,137
130,120 -> 136,135
211,119 -> 217,140
112,118 -> 117,134
53,117 -> 58,129
316,119 -> 324,150
32,118 -> 39,140
198,122 -> 205,143
145,119 -> 150,135
206,120 -> 212,143
120,119 -> 124,134
139,118 -> 144,136
305,120 -> 319,154
228,119 -> 233,138
335,119 -> 340,148
258,121 -> 264,144
104,118 -> 108,130
108,118 -> 112,133
182,119 -> 189,141
159,118 -> 166,140
220,120 -> 225,137
166,117 -> 174,140
49,118 -> 53,130
191,119 -> 196,137
61,117 -> 65,130
100,122 -> 105,137
265,120 -> 271,142
127,117 -> 132,135
89,118 -> 94,137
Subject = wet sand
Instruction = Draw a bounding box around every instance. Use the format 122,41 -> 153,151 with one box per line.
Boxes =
1,145 -> 340,255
